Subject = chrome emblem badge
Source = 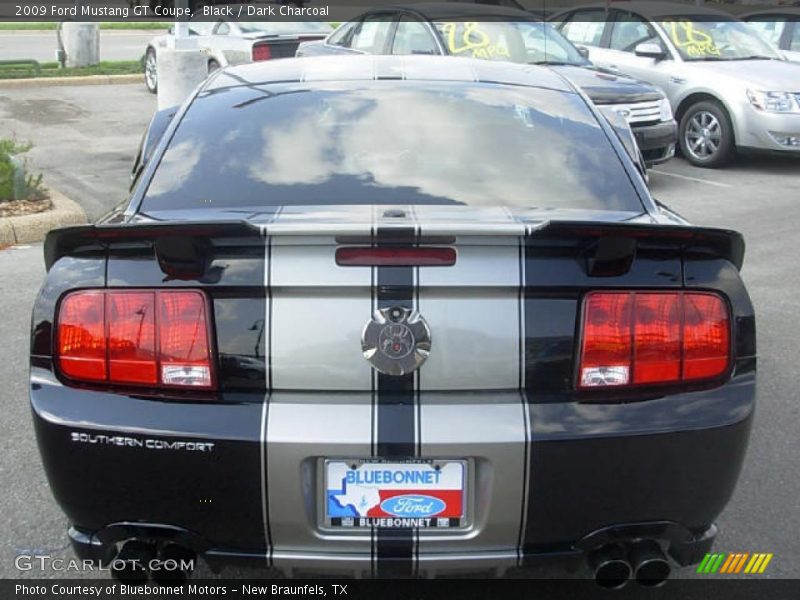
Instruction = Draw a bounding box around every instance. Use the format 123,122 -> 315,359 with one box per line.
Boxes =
362,307 -> 431,376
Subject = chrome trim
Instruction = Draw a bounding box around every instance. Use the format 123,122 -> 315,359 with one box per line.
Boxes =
362,307 -> 431,376
604,100 -> 663,125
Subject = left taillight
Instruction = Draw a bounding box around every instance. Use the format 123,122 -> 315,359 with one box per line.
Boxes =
56,290 -> 214,390
252,44 -> 272,61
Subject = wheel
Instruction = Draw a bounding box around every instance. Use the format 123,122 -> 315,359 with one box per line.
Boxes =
144,48 -> 158,94
208,59 -> 221,74
678,100 -> 735,168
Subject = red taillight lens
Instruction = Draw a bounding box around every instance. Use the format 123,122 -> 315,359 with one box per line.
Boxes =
107,292 -> 157,385
252,44 -> 272,61
56,290 -> 214,390
158,291 -> 213,387
58,292 -> 106,382
683,293 -> 730,381
336,247 -> 457,267
580,293 -> 632,387
578,291 -> 730,389
633,293 -> 681,384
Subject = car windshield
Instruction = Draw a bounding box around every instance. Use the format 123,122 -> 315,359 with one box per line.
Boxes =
432,20 -> 588,65
658,17 -> 781,61
140,81 -> 642,213
237,21 -> 332,35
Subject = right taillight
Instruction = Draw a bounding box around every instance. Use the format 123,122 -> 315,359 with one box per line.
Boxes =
57,289 -> 214,390
578,291 -> 730,389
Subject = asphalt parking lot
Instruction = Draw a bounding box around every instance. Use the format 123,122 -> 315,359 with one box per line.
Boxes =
1,82 -> 798,581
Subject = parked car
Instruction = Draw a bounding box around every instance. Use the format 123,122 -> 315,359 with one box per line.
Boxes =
143,7 -> 332,93
32,54 -> 755,587
296,2 -> 676,166
552,1 -> 800,167
742,8 -> 800,63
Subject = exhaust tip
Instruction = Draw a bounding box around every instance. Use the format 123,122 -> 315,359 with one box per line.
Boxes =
630,541 -> 671,588
589,544 -> 632,590
111,540 -> 155,584
635,558 -> 671,588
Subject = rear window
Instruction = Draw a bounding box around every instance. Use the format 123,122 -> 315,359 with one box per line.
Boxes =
140,81 -> 643,213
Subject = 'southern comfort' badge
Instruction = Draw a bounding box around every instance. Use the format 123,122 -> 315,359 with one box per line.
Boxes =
361,306 -> 431,376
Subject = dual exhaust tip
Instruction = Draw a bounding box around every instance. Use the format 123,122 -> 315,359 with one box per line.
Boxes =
111,540 -> 197,584
589,540 -> 671,589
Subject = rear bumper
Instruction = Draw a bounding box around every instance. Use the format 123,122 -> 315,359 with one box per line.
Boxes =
31,367 -> 754,577
632,120 -> 677,165
68,521 -> 717,577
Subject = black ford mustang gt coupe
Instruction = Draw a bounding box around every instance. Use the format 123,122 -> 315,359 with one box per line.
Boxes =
30,55 -> 755,587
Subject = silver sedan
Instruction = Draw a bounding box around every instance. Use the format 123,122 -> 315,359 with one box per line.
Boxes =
552,1 -> 800,167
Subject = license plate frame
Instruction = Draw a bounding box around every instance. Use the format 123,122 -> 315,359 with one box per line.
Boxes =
323,458 -> 468,529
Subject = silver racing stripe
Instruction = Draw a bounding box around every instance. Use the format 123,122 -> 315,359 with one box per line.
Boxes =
415,206 -> 527,571
259,206 -> 533,574
265,207 -> 373,572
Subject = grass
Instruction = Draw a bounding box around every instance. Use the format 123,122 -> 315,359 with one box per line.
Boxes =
0,60 -> 142,80
0,22 -> 169,31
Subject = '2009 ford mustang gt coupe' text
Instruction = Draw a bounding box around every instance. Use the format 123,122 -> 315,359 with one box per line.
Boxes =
30,55 -> 755,588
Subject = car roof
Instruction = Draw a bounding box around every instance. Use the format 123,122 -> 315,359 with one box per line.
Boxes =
387,2 -> 537,20
203,55 -> 575,94
558,1 -> 730,19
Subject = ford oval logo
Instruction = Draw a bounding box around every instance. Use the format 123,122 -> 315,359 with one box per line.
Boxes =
380,495 -> 446,517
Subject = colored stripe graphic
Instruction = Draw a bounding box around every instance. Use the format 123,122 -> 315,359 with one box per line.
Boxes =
758,554 -> 773,573
712,553 -> 726,573
720,553 -> 736,573
745,554 -> 760,573
734,553 -> 750,573
745,553 -> 774,574
699,552 -> 773,574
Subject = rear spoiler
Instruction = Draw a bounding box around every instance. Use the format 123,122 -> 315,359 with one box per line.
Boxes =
44,221 -> 263,272
44,219 -> 745,273
532,221 -> 745,272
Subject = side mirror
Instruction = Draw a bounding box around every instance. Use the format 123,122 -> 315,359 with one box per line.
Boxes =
168,26 -> 174,35
635,42 -> 667,60
576,45 -> 590,59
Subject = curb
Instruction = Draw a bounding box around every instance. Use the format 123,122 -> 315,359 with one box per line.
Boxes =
0,73 -> 142,88
0,187 -> 88,245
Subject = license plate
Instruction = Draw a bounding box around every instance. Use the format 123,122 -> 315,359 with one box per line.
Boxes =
325,460 -> 466,529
